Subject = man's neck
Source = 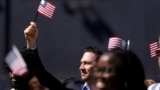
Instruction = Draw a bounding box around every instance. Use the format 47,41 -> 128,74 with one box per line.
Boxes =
86,80 -> 98,90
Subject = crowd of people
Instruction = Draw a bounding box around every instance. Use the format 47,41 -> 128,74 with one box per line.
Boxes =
7,21 -> 159,90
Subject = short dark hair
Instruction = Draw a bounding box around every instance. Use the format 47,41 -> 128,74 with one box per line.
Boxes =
84,46 -> 102,61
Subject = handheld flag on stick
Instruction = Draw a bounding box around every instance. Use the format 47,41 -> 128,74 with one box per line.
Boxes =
34,0 -> 56,21
150,36 -> 160,58
5,45 -> 28,76
149,41 -> 158,58
108,37 -> 130,50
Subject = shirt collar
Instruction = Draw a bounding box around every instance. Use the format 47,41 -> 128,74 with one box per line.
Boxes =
82,82 -> 90,90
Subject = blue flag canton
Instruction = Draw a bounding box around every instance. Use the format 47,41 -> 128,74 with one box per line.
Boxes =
40,0 -> 47,7
6,50 -> 18,65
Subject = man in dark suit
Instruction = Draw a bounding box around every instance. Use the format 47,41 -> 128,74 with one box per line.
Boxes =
22,21 -> 101,90
9,22 -> 68,90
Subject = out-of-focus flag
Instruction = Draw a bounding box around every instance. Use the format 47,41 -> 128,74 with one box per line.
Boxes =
148,83 -> 160,90
38,0 -> 56,18
108,37 -> 130,50
150,41 -> 159,58
5,45 -> 28,76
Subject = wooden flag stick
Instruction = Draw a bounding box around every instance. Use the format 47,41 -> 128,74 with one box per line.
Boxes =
34,11 -> 39,22
157,56 -> 160,69
157,35 -> 160,68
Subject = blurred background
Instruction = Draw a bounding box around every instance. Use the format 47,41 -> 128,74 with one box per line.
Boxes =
0,0 -> 160,89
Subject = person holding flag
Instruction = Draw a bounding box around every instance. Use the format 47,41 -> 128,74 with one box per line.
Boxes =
7,22 -> 68,90
148,36 -> 160,90
22,21 -> 102,90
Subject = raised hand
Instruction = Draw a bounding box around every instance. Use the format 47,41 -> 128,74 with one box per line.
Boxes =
24,22 -> 38,49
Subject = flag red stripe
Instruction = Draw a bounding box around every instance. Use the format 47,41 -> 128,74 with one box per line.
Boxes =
38,5 -> 54,16
38,8 -> 53,18
108,37 -> 126,50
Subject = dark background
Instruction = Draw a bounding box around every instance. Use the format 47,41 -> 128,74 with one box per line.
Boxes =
0,0 -> 160,89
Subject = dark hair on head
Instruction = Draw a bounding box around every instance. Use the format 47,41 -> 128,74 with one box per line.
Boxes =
104,48 -> 146,90
84,46 -> 102,61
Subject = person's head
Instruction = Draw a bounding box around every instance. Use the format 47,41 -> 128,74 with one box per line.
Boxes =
144,79 -> 156,88
14,70 -> 40,90
28,76 -> 41,89
94,48 -> 146,90
14,49 -> 47,90
79,46 -> 101,82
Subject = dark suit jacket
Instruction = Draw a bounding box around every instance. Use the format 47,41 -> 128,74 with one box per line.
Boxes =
19,48 -> 84,90
63,77 -> 84,90
14,48 -> 66,90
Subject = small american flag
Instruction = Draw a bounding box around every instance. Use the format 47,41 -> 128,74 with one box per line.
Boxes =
5,45 -> 28,76
108,37 -> 129,50
38,0 -> 56,18
150,41 -> 159,58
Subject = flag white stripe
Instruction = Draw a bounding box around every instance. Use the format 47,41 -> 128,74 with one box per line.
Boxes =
38,5 -> 54,15
38,8 -> 53,15
38,7 -> 55,18
108,37 -> 127,50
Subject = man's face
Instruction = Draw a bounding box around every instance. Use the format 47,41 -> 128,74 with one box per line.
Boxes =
79,52 -> 97,81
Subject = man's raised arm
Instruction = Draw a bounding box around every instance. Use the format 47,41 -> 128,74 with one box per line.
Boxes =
24,21 -> 38,49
